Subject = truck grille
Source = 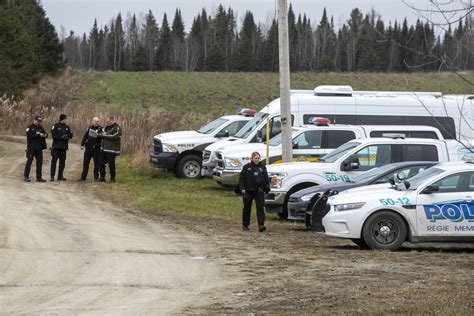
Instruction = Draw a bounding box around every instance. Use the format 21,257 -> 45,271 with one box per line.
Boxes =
216,152 -> 224,168
153,139 -> 162,153
203,150 -> 211,161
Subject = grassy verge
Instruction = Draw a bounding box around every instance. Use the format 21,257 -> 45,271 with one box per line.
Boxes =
103,157 -> 279,221
62,71 -> 474,113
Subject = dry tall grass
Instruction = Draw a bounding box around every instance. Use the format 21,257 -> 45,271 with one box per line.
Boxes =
0,75 -> 216,156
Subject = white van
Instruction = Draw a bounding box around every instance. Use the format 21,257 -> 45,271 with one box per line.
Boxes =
202,85 -> 474,177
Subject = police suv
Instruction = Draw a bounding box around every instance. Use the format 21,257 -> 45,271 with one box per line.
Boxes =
211,122 -> 444,187
149,111 -> 253,178
322,159 -> 474,250
265,137 -> 465,218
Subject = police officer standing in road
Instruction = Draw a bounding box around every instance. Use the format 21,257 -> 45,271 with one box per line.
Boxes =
50,113 -> 73,181
79,117 -> 103,181
238,151 -> 270,232
98,116 -> 122,183
24,115 -> 48,182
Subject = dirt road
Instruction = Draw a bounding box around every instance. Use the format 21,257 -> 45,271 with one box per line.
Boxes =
1,138 -> 473,314
0,139 -> 222,314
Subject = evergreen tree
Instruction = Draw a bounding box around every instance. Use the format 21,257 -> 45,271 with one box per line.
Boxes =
261,19 -> 278,71
128,14 -> 139,70
132,45 -> 148,71
235,11 -> 257,71
157,13 -> 171,70
17,0 -> 64,74
0,4 -> 40,97
287,4 -> 298,69
171,9 -> 185,70
88,19 -> 99,68
143,10 -> 159,70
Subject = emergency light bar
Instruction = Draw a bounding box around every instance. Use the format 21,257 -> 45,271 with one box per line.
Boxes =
237,108 -> 257,117
463,153 -> 474,163
307,117 -> 331,126
382,133 -> 406,139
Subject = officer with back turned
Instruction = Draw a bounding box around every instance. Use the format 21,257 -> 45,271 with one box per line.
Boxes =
98,116 -> 122,183
50,113 -> 73,181
79,117 -> 103,181
24,115 -> 48,182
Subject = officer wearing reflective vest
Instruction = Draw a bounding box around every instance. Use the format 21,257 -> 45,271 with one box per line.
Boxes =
79,117 -> 103,181
50,113 -> 73,181
24,115 -> 48,182
238,151 -> 270,232
98,116 -> 122,183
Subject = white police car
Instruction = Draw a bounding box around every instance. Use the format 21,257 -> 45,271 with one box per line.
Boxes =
322,159 -> 474,250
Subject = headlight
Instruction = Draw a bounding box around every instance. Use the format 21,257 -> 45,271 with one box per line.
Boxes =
334,202 -> 365,212
269,172 -> 287,188
225,157 -> 242,168
162,143 -> 178,153
301,192 -> 315,202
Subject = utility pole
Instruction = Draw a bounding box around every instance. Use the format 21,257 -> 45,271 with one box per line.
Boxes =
278,0 -> 292,162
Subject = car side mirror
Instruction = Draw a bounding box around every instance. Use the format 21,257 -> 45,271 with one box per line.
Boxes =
292,141 -> 298,149
256,130 -> 263,143
341,154 -> 359,171
388,176 -> 395,186
422,185 -> 439,194
216,130 -> 229,138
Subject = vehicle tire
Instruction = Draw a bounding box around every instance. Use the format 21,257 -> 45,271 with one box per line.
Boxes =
177,155 -> 202,179
362,211 -> 407,251
351,238 -> 368,248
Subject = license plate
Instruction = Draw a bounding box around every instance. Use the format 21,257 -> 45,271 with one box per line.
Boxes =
151,158 -> 159,163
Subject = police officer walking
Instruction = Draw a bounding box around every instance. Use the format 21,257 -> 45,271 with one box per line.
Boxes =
24,115 -> 48,182
238,151 -> 270,232
50,113 -> 73,181
99,116 -> 122,183
79,117 -> 103,181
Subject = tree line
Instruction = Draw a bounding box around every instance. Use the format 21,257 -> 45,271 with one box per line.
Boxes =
63,4 -> 474,73
0,0 -> 63,97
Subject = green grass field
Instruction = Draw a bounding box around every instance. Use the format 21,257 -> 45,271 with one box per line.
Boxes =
107,159 -> 278,221
62,70 -> 474,114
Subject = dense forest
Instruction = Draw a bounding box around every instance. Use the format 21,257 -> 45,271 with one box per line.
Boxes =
62,4 -> 473,73
0,0 -> 63,97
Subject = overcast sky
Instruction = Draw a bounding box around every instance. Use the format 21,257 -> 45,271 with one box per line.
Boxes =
42,0 -> 449,38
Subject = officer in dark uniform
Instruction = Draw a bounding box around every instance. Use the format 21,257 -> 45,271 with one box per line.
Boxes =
79,117 -> 103,181
50,113 -> 73,181
24,115 -> 48,182
238,151 -> 270,232
99,116 -> 122,183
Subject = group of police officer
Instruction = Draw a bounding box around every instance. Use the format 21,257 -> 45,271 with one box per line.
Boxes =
23,114 -> 122,183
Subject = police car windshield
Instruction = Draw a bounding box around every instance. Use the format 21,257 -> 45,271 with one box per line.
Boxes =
234,112 -> 269,139
403,167 -> 445,190
197,118 -> 228,134
321,142 -> 360,163
268,129 -> 299,146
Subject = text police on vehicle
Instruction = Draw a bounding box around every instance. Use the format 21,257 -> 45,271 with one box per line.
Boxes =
322,160 -> 474,250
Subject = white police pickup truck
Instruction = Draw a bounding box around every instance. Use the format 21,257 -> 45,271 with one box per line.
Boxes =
322,160 -> 474,250
265,137 -> 466,218
149,112 -> 252,178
